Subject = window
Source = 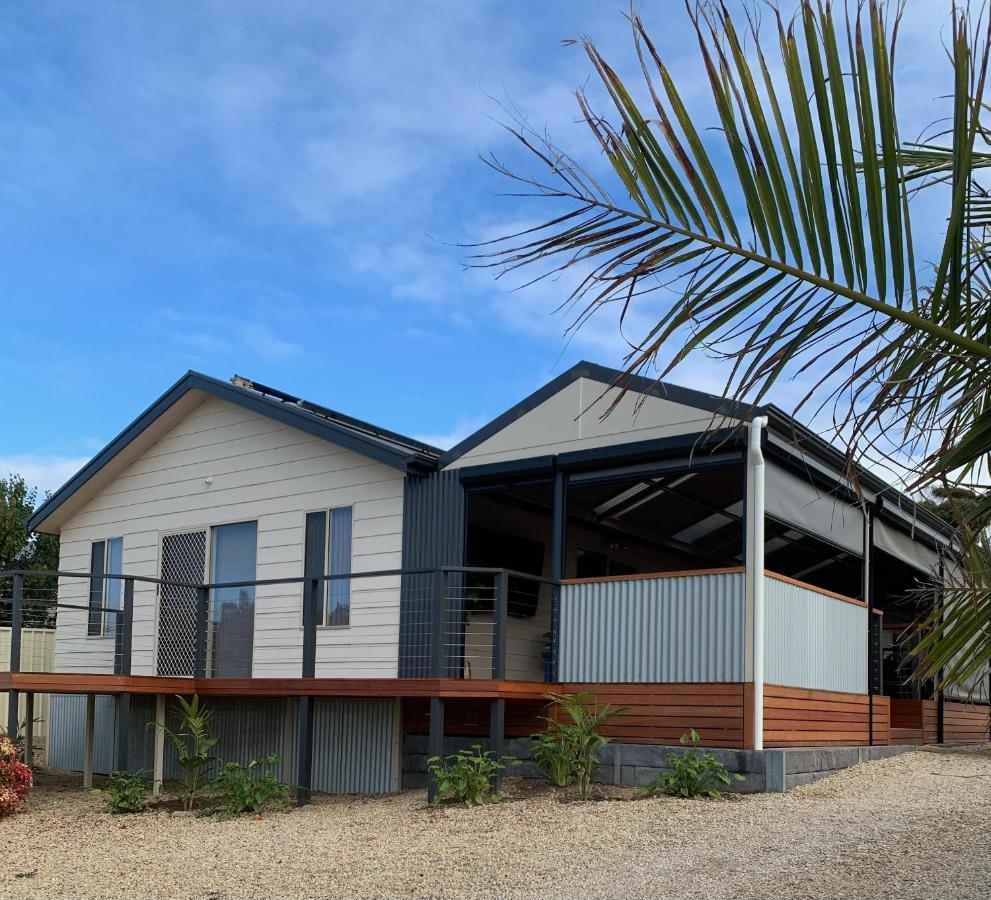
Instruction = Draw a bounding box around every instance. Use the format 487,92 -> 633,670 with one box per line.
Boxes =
304,507 -> 353,627
88,537 -> 123,636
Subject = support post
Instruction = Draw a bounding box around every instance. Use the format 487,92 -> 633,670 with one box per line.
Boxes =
83,693 -> 95,789
6,573 -> 23,740
427,695 -> 445,804
153,694 -> 165,795
744,417 -> 768,751
121,578 -> 134,676
550,469 -> 567,682
194,586 -> 209,679
116,693 -> 131,773
23,693 -> 34,768
492,571 -> 508,680
295,695 -> 315,806
301,578 -> 319,678
489,698 -> 505,794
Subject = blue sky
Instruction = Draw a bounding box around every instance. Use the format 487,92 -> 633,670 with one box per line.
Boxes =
0,2 -> 954,495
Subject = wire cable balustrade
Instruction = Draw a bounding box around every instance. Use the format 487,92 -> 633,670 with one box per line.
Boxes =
1,565 -> 560,730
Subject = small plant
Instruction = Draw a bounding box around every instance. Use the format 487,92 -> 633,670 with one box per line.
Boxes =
96,770 -> 152,814
636,729 -> 742,800
0,717 -> 37,763
542,690 -> 627,800
154,695 -> 218,810
0,735 -> 32,816
427,744 -> 517,807
529,728 -> 579,787
210,754 -> 290,817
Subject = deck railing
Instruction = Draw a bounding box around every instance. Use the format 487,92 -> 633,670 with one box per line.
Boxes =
0,566 -> 556,705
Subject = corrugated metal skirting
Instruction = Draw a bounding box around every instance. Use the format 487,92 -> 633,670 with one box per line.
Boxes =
558,571 -> 745,682
46,694 -> 399,794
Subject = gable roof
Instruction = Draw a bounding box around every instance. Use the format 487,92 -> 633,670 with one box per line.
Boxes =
439,360 -> 954,544
439,360 -> 748,466
28,371 -> 441,533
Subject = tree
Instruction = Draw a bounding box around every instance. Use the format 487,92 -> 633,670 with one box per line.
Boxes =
0,474 -> 59,627
478,1 -> 991,691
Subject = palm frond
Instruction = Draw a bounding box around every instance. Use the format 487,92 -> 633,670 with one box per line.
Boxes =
473,0 -> 991,688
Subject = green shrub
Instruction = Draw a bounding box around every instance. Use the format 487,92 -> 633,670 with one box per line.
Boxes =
210,754 -> 290,817
636,729 -> 742,800
541,690 -> 627,800
154,695 -> 218,810
529,728 -> 579,787
427,744 -> 517,807
96,770 -> 152,814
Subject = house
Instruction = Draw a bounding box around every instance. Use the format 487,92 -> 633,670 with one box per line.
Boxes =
3,362 -> 988,798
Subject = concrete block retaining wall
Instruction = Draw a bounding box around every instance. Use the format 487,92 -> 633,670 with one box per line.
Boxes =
402,735 -> 914,793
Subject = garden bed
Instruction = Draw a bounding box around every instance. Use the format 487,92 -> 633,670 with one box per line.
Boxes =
2,745 -> 989,899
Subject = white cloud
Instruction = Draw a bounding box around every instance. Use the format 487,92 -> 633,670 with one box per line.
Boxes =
159,311 -> 301,362
240,323 -> 302,361
0,455 -> 91,499
414,416 -> 490,451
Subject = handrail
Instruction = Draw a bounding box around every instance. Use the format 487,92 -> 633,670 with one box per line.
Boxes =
559,565 -> 866,609
561,566 -> 745,585
763,571 -> 867,608
2,566 -> 553,686
0,566 -> 556,592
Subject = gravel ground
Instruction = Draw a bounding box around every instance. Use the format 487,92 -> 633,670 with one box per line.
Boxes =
2,744 -> 989,900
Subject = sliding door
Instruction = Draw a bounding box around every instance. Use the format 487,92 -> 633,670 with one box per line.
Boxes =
210,521 -> 258,678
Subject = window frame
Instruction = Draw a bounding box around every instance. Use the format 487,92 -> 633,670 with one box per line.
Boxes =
88,536 -> 124,637
304,506 -> 354,629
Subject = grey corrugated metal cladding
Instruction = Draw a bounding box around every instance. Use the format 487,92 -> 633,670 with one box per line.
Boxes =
47,695 -> 399,794
399,470 -> 466,676
558,571 -> 745,682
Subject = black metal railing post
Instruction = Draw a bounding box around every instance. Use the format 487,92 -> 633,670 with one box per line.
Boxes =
427,694 -> 445,804
492,570 -> 508,681
115,578 -> 135,676
194,585 -> 209,679
6,573 -> 23,739
489,697 -> 505,794
550,469 -> 567,682
296,577 -> 320,806
302,577 -> 319,679
295,695 -> 315,807
430,568 -> 446,678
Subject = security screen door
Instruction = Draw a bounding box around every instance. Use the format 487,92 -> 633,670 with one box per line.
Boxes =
156,523 -> 257,678
157,530 -> 207,677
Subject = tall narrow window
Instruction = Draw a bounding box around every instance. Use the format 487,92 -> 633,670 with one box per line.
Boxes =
304,507 -> 353,627
103,537 -> 124,635
89,537 -> 123,636
327,507 -> 352,626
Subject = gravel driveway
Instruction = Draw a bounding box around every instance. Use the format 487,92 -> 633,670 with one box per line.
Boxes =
2,744 -> 989,900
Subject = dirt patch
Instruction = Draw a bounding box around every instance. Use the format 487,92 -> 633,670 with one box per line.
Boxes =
2,745 -> 989,899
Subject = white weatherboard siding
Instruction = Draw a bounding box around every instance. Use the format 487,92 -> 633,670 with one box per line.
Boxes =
446,377 -> 727,468
53,394 -> 404,678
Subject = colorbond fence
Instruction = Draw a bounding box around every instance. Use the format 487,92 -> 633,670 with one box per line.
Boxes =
0,627 -> 54,745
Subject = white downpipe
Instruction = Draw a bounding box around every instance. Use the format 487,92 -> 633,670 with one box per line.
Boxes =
746,416 -> 768,750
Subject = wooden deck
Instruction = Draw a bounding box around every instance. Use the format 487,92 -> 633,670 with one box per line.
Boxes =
0,671 -> 553,700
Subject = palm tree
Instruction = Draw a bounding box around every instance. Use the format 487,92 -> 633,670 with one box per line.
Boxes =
476,1 -> 991,693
